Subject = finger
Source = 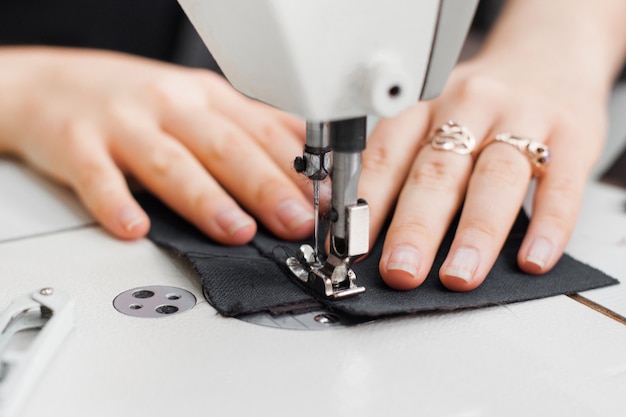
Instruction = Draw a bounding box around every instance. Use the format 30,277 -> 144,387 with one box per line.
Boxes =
113,124 -> 258,245
378,102 -> 499,290
517,124 -> 601,274
439,97 -> 556,291
379,119 -> 491,290
159,109 -> 315,241
188,72 -> 311,194
359,104 -> 431,245
53,125 -> 151,239
439,137 -> 533,291
218,103 -> 314,199
198,71 -> 306,139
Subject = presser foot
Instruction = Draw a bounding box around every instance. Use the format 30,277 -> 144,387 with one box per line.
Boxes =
286,244 -> 365,299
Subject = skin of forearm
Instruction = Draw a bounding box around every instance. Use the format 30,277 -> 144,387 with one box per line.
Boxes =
0,47 -> 38,156
478,0 -> 626,100
0,48 -> 18,154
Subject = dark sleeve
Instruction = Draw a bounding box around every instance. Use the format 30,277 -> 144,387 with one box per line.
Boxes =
0,0 -> 184,62
470,0 -> 505,34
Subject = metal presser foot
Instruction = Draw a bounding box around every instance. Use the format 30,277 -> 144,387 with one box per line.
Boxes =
288,117 -> 369,300
286,244 -> 365,299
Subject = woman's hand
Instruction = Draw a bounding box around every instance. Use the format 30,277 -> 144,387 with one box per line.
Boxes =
362,60 -> 607,291
360,0 -> 626,291
0,47 -> 314,245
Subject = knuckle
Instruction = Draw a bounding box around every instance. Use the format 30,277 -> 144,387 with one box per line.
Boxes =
535,211 -> 571,233
204,126 -> 241,163
190,190 -> 215,217
547,176 -> 579,204
193,69 -> 224,85
474,155 -> 527,186
56,119 -> 91,149
191,70 -> 233,103
144,78 -> 181,108
537,178 -> 581,228
254,122 -> 283,148
362,143 -> 393,174
455,75 -> 508,103
144,74 -> 205,109
73,165 -> 119,217
390,218 -> 433,241
254,177 -> 290,205
103,101 -> 142,133
145,142 -> 189,178
407,160 -> 458,193
463,217 -> 501,240
74,161 -> 107,191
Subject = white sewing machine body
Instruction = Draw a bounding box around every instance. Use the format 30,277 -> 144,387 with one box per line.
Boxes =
178,0 -> 478,298
3,2 -> 626,415
178,0 -> 478,120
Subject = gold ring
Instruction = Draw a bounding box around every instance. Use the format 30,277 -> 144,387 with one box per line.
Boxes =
429,121 -> 476,155
492,133 -> 550,176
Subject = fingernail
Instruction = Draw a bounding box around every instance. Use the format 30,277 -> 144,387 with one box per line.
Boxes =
277,200 -> 314,231
119,207 -> 145,232
443,247 -> 480,283
216,208 -> 254,237
526,237 -> 553,269
387,245 -> 421,278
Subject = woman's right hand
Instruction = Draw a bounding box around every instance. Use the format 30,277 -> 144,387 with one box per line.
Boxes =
0,46 -> 314,244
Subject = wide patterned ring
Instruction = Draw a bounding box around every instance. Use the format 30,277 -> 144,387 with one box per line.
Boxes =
429,120 -> 477,155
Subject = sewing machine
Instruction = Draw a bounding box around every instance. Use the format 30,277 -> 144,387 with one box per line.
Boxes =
177,0 -> 478,298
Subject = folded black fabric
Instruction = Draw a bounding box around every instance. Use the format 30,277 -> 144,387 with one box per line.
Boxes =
138,193 -> 618,318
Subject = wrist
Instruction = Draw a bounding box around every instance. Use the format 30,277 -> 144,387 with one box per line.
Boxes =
0,47 -> 32,155
477,0 -> 626,101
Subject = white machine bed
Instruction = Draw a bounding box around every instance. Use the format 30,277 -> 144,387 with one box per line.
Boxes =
1,85 -> 626,417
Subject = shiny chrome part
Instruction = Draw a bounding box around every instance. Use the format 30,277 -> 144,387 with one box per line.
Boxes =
286,244 -> 365,299
39,287 -> 54,296
302,121 -> 331,181
237,308 -> 374,330
300,121 -> 332,262
323,151 -> 369,289
293,119 -> 369,299
0,289 -> 74,417
344,200 -> 369,258
113,285 -> 196,318
313,180 -> 320,262
329,151 -> 361,242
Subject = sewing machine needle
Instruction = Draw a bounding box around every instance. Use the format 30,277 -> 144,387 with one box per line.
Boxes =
313,179 -> 320,263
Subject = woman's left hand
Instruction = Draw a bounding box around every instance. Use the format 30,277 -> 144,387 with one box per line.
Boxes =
358,57 -> 608,291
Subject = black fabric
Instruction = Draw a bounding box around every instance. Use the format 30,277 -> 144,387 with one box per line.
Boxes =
137,193 -> 619,318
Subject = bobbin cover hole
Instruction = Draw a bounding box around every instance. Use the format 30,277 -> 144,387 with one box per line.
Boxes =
114,286 -> 196,318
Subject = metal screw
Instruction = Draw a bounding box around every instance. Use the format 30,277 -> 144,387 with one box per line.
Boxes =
327,209 -> 338,222
293,156 -> 307,173
40,288 -> 54,296
314,313 -> 339,324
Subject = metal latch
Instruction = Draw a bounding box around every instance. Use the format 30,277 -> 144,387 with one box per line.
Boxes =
0,288 -> 74,417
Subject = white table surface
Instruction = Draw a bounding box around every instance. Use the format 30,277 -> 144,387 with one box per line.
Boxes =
2,85 -> 626,417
